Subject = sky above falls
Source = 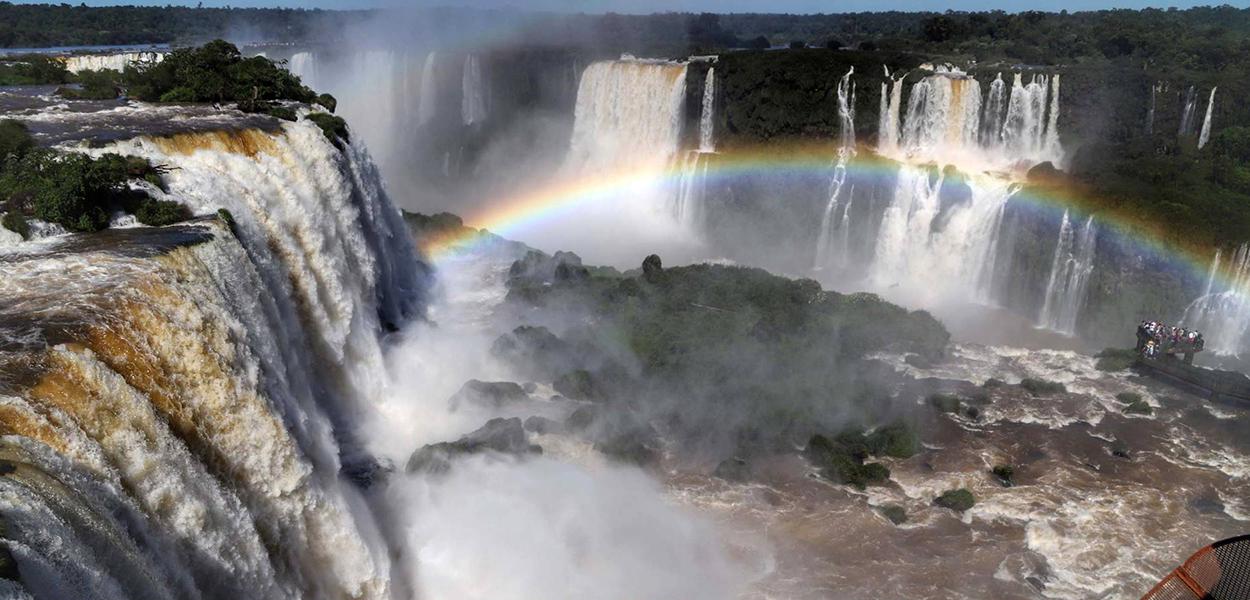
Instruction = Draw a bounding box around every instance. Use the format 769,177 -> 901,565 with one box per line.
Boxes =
20,0 -> 1238,12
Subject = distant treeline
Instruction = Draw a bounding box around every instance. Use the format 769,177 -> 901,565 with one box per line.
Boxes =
0,2 -> 356,48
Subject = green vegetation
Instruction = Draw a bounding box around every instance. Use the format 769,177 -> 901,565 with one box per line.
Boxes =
928,393 -> 962,413
55,68 -> 121,100
1,211 -> 27,239
992,464 -> 1014,487
805,432 -> 892,490
1096,348 -> 1140,372
1115,391 -> 1143,404
1123,399 -> 1153,415
1019,378 -> 1066,396
879,504 -> 908,525
934,488 -> 976,512
0,53 -> 69,85
122,40 -> 315,110
306,112 -> 349,147
0,118 -> 183,233
865,421 -> 920,459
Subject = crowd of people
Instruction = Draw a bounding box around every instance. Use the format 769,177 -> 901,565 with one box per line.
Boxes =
1136,321 -> 1205,359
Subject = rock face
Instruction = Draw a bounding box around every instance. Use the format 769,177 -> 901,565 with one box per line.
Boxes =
509,249 -> 588,283
406,417 -> 542,474
448,379 -> 528,411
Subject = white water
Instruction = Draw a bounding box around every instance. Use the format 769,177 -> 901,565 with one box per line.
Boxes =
462,54 -> 488,126
418,52 -> 439,126
698,67 -> 716,153
876,70 -> 905,155
814,68 -> 856,270
1038,212 -> 1097,335
511,58 -> 700,266
1198,87 -> 1216,149
857,68 -> 1062,306
1178,86 -> 1198,137
1146,81 -> 1163,134
1182,243 -> 1250,356
63,51 -> 163,73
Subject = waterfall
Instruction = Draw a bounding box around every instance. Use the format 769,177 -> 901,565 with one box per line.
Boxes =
418,52 -> 438,126
1001,74 -> 1057,164
1146,81 -> 1162,135
980,73 -> 1007,147
461,54 -> 488,126
814,68 -> 856,270
566,59 -> 687,174
876,71 -> 904,154
1198,87 -> 1216,149
63,51 -> 164,73
1038,212 -> 1097,335
1182,244 -> 1250,356
1178,86 -> 1198,137
698,67 -> 716,153
1044,75 -> 1061,160
2,120 -> 422,599
898,70 -> 982,161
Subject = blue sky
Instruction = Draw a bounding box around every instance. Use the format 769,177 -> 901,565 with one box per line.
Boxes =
14,0 -> 1245,12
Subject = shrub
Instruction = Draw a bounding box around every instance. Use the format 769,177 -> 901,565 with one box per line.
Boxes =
1,212 -> 28,239
934,488 -> 976,512
125,40 -> 316,106
1123,400 -> 1153,415
0,54 -> 69,86
928,392 -> 962,413
880,504 -> 907,525
1020,378 -> 1066,396
1096,348 -> 1139,372
315,93 -> 337,113
267,106 -> 297,122
57,69 -> 121,100
991,465 -> 1014,487
134,198 -> 189,226
865,421 -> 920,459
805,434 -> 891,490
0,120 -> 34,160
1115,391 -> 1143,404
306,112 -> 349,147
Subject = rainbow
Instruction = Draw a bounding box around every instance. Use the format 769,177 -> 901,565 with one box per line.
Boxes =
419,144 -> 1230,289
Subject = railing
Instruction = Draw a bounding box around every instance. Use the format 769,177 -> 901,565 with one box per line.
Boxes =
1141,535 -> 1250,600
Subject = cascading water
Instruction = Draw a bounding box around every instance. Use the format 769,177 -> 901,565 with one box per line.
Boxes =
980,73 -> 1007,147
1037,212 -> 1097,335
876,68 -> 905,154
1198,87 -> 1216,149
63,51 -> 164,73
1178,85 -> 1198,137
566,59 -> 687,174
814,68 -> 856,270
1146,81 -> 1163,135
418,52 -> 439,126
1182,244 -> 1250,356
698,67 -> 716,153
1,118 -> 422,600
461,54 -> 488,126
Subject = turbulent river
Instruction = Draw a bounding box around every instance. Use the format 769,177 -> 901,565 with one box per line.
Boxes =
0,53 -> 1247,600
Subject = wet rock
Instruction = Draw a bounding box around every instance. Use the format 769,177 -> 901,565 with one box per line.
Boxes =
1188,494 -> 1225,515
509,249 -> 586,283
905,353 -> 935,369
342,456 -> 393,489
1025,576 -> 1047,592
983,378 -> 1006,388
642,254 -> 663,283
554,369 -> 600,401
564,405 -> 599,431
928,392 -> 962,413
522,382 -> 538,393
1110,442 -> 1132,459
523,415 -> 561,434
934,488 -> 976,512
1122,399 -> 1153,415
595,425 -> 661,466
713,457 -> 751,481
1019,378 -> 1066,396
448,379 -> 527,411
880,504 -> 908,525
407,417 -> 541,474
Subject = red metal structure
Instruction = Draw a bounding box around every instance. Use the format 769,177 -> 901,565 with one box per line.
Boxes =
1141,535 -> 1250,599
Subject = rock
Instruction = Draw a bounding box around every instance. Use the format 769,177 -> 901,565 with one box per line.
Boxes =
1025,576 -> 1047,592
554,369 -> 599,401
864,422 -> 920,459
523,415 -> 561,434
1111,441 -> 1131,459
522,382 -> 538,393
595,425 -> 661,466
406,417 -> 541,474
1019,378 -> 1066,396
1122,399 -> 1153,415
982,378 -> 1006,388
342,456 -> 392,489
642,254 -> 663,283
564,405 -> 598,431
448,379 -> 528,411
1189,494 -> 1225,515
1115,391 -> 1143,404
904,353 -> 934,369
509,249 -> 586,284
880,504 -> 908,525
713,457 -> 751,481
804,433 -> 892,489
934,488 -> 976,512
928,392 -> 962,413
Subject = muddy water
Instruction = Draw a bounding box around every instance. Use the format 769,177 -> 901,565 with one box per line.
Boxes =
663,346 -> 1249,599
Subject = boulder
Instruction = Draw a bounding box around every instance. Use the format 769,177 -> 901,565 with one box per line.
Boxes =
594,424 -> 661,466
523,415 -> 562,434
713,457 -> 751,481
448,379 -> 528,411
879,504 -> 908,525
407,417 -> 541,474
992,464 -> 1015,487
